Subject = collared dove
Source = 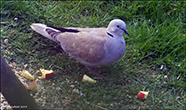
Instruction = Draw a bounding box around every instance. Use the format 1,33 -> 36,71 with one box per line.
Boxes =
30,19 -> 129,77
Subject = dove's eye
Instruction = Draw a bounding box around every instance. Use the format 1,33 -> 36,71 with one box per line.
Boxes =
117,25 -> 120,28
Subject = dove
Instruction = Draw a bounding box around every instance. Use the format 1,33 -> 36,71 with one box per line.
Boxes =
30,19 -> 129,77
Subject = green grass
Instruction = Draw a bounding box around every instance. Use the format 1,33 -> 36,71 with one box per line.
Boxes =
1,1 -> 186,109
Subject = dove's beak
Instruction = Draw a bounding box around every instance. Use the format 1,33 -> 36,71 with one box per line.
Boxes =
124,30 -> 129,36
120,28 -> 129,36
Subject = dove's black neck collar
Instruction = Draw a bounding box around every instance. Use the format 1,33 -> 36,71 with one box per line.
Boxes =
48,25 -> 79,33
107,31 -> 114,38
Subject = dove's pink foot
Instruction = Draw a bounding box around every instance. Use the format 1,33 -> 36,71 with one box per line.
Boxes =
87,67 -> 104,78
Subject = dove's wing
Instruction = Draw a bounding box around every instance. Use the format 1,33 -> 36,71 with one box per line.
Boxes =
48,28 -> 109,65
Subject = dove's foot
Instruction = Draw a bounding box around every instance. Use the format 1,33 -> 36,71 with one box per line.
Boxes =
87,67 -> 104,78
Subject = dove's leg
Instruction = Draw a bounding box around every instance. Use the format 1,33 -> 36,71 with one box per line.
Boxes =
86,67 -> 103,78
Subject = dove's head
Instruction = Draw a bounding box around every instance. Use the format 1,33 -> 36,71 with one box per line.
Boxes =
107,19 -> 129,37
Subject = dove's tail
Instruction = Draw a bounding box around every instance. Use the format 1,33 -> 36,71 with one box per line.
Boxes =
30,23 -> 60,43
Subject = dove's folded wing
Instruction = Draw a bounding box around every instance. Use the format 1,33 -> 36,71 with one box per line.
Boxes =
56,31 -> 108,64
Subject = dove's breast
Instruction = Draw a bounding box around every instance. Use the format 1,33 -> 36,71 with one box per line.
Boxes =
102,38 -> 126,65
79,37 -> 126,67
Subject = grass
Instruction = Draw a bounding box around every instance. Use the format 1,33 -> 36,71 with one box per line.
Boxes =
1,1 -> 186,109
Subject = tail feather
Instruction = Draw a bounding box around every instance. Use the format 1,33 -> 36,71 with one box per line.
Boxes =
30,23 -> 60,42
